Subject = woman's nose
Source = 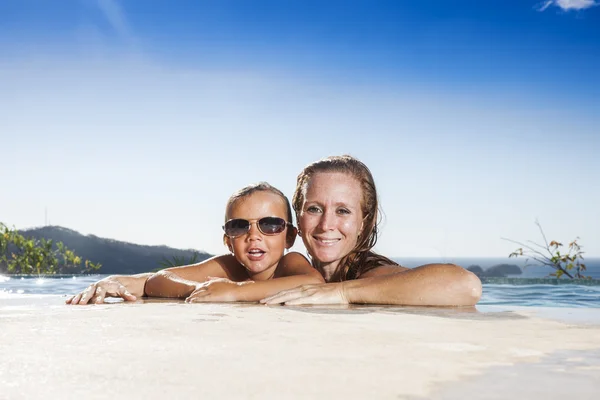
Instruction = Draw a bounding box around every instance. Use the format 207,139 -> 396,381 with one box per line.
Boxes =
318,211 -> 335,230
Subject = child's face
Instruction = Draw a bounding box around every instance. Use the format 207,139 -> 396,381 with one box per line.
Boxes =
224,191 -> 292,280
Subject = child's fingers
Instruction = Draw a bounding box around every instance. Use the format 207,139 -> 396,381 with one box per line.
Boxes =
78,284 -> 98,305
118,285 -> 137,301
90,287 -> 104,304
69,292 -> 83,305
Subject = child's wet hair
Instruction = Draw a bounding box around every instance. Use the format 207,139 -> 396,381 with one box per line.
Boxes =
225,182 -> 294,224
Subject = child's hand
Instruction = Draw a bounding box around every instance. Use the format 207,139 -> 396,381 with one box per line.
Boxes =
185,278 -> 254,303
66,276 -> 137,305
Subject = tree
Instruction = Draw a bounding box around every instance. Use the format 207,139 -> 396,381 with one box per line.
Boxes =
157,251 -> 203,269
0,222 -> 101,274
502,220 -> 588,279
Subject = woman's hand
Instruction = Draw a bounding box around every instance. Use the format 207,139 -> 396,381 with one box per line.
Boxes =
185,278 -> 254,303
66,276 -> 138,305
260,282 -> 349,305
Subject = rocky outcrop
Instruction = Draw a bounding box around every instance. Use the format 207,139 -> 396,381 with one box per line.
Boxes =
467,264 -> 522,278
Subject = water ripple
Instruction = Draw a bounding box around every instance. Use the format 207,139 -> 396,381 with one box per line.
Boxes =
480,284 -> 600,308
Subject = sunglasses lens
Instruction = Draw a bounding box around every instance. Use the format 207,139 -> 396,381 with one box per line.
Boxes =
258,217 -> 287,234
224,219 -> 250,237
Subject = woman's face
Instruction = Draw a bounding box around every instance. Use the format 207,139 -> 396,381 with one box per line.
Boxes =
299,172 -> 364,270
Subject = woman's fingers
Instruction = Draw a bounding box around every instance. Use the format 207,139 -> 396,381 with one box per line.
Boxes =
185,289 -> 208,303
187,295 -> 210,303
282,295 -> 318,305
262,284 -> 347,305
261,287 -> 310,305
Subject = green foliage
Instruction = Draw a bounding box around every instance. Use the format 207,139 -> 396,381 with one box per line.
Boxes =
157,251 -> 203,269
0,222 -> 101,274
503,220 -> 588,279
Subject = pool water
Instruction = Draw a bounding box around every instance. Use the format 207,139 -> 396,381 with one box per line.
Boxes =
1,274 -> 600,308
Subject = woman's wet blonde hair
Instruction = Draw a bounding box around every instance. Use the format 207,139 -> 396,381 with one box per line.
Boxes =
292,155 -> 397,280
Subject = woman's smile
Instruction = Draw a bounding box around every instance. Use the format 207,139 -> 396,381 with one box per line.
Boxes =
312,236 -> 342,246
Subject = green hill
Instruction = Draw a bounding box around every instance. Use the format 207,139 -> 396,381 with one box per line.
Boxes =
19,226 -> 213,274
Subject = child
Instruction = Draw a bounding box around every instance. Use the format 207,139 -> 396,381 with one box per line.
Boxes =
67,182 -> 323,304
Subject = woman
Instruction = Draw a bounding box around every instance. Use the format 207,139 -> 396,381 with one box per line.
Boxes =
67,155 -> 481,306
262,155 -> 481,306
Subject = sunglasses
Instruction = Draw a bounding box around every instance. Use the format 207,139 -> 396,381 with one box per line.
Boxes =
223,217 -> 293,238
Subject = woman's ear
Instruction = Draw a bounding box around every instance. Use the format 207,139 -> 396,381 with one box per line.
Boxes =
285,226 -> 298,249
223,235 -> 233,253
359,215 -> 367,238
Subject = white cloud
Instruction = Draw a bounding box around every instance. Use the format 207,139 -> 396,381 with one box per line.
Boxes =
538,0 -> 598,11
96,0 -> 136,46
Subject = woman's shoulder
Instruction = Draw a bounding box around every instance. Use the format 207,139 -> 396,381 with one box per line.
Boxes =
359,263 -> 409,278
355,253 -> 407,279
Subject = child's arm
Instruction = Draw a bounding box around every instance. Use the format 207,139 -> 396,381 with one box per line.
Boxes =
186,252 -> 324,303
66,273 -> 153,305
66,255 -> 241,304
143,255 -> 242,298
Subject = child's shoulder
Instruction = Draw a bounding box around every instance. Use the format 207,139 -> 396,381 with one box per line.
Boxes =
281,251 -> 310,261
275,252 -> 320,279
276,252 -> 312,271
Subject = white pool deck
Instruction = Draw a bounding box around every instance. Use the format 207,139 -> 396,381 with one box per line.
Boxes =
1,296 -> 600,399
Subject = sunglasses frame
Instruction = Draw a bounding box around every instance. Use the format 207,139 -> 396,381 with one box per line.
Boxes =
222,217 -> 293,238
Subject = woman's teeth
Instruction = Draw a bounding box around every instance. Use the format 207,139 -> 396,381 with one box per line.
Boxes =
316,238 -> 339,244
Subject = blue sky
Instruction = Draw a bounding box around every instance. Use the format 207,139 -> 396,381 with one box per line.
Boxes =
1,0 -> 599,259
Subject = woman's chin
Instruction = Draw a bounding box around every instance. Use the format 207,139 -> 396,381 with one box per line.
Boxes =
311,251 -> 343,266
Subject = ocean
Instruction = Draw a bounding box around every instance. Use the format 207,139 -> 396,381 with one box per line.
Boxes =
394,257 -> 600,279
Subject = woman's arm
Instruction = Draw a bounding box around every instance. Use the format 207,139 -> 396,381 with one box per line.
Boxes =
262,263 -> 482,306
186,252 -> 325,303
344,263 -> 482,306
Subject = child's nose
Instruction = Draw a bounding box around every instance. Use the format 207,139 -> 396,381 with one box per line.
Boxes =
247,222 -> 263,239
